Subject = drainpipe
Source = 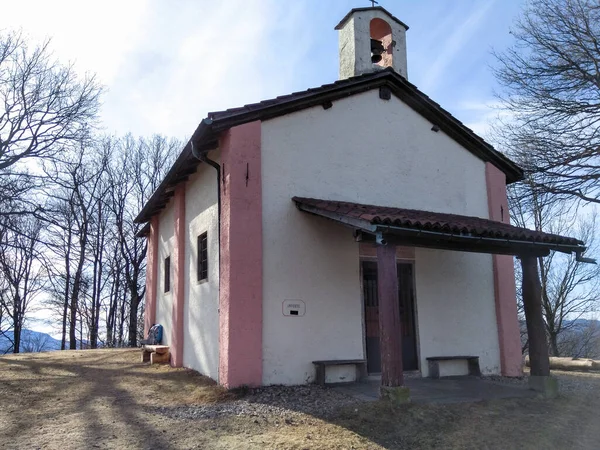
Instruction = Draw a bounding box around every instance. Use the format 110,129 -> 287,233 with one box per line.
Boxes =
190,137 -> 221,246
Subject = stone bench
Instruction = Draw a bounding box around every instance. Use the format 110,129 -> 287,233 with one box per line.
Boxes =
426,356 -> 481,379
141,345 -> 170,365
312,359 -> 368,385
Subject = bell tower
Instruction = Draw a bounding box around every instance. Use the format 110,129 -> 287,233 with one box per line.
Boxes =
335,6 -> 409,80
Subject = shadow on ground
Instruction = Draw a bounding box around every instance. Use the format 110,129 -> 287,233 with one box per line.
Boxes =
2,350 -> 600,449
0,350 -> 225,449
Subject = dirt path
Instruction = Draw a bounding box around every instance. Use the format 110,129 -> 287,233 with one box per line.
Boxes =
1,349 -> 599,449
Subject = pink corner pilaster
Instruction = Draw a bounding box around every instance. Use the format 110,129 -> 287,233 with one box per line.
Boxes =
219,121 -> 263,388
486,162 -> 523,377
144,216 -> 159,337
170,184 -> 186,368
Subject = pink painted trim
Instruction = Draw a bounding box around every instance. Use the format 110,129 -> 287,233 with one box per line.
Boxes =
144,216 -> 159,337
170,185 -> 186,367
485,162 -> 523,377
219,121 -> 263,388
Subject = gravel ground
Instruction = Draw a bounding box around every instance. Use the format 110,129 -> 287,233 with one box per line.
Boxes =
151,371 -> 600,422
552,370 -> 600,394
486,370 -> 600,394
151,384 -> 362,421
484,375 -> 528,386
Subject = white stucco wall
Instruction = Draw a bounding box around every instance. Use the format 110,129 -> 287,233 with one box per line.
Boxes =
261,90 -> 500,384
261,214 -> 364,385
155,201 -> 175,347
151,154 -> 220,380
415,248 -> 499,376
183,156 -> 220,381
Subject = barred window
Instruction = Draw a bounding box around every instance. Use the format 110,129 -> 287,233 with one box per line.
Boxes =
197,232 -> 208,282
164,256 -> 171,293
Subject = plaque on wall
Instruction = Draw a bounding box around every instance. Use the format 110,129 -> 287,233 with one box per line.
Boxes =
282,300 -> 306,317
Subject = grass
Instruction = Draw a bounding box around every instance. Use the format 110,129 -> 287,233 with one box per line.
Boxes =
0,349 -> 599,449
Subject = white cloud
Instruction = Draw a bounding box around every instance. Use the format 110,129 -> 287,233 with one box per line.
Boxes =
420,0 -> 496,94
0,0 -> 149,84
1,0 -> 310,139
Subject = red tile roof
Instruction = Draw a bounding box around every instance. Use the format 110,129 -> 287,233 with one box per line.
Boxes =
292,197 -> 584,247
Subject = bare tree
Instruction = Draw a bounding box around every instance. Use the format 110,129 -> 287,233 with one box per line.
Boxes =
21,332 -> 52,353
0,30 -> 101,215
0,216 -> 46,353
494,0 -> 600,205
105,134 -> 178,346
39,134 -> 178,350
43,198 -> 76,349
42,143 -> 105,350
510,178 -> 600,356
558,319 -> 600,358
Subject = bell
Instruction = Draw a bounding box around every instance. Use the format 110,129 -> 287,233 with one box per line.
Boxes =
371,38 -> 384,64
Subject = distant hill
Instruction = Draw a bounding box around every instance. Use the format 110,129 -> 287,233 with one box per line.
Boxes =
0,329 -> 62,354
568,318 -> 600,330
558,319 -> 600,359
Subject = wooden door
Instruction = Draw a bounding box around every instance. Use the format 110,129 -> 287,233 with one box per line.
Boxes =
362,261 -> 418,373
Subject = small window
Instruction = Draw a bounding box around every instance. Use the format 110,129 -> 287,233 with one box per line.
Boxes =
164,256 -> 171,293
197,232 -> 208,282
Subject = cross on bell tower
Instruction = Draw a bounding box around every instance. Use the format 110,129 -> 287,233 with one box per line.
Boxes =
369,0 -> 379,6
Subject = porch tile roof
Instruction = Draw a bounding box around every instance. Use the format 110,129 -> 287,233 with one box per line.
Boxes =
292,197 -> 584,248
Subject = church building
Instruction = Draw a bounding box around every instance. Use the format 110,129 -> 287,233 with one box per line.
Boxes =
136,6 -> 586,397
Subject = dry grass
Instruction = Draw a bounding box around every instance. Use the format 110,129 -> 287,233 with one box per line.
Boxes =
0,349 -> 599,449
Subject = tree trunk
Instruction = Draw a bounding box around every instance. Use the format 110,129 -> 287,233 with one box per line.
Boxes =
61,230 -> 73,350
90,254 -> 98,349
69,272 -> 80,350
128,290 -> 139,347
69,240 -> 87,350
118,290 -> 126,346
106,265 -> 119,347
12,297 -> 21,354
549,332 -> 560,357
521,255 -> 551,376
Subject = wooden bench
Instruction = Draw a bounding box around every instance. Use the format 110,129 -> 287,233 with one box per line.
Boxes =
141,345 -> 170,365
312,359 -> 367,386
426,356 -> 481,379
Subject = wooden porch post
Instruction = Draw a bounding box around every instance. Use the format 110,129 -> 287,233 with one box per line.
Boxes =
520,255 -> 557,396
520,255 -> 550,375
377,244 -> 409,402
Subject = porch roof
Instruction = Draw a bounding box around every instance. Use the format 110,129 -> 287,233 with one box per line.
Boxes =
292,197 -> 587,258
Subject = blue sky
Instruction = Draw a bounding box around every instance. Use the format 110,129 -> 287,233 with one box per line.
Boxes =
2,0 -> 525,142
2,0 -> 528,335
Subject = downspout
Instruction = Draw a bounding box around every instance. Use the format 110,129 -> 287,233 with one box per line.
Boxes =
190,136 -> 221,246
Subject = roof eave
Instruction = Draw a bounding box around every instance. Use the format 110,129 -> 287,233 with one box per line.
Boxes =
133,118 -> 217,224
135,69 -> 524,224
334,7 -> 410,31
208,70 -> 523,183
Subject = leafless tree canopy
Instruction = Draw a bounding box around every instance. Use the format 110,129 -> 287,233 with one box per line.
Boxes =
510,178 -> 600,356
0,216 -> 46,353
0,30 -> 101,215
0,31 -> 181,352
0,31 -> 100,168
495,0 -> 600,204
40,135 -> 178,350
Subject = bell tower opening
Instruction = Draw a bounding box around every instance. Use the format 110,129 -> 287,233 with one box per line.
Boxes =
370,18 -> 393,68
336,6 -> 408,80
